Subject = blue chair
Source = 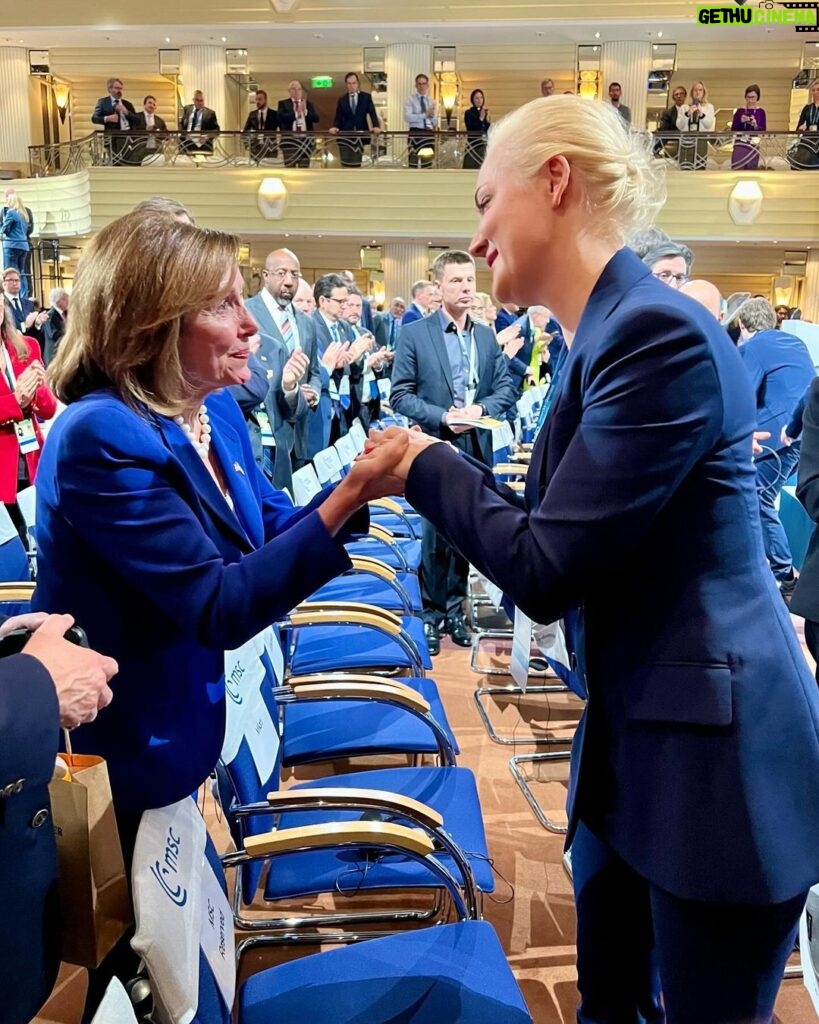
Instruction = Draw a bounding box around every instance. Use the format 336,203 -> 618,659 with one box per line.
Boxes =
125,798 -> 533,1024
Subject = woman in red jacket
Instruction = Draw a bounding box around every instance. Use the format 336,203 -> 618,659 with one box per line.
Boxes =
0,294 -> 57,545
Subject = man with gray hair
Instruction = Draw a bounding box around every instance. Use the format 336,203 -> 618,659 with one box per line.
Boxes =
629,226 -> 694,289
43,287 -> 69,366
738,296 -> 816,600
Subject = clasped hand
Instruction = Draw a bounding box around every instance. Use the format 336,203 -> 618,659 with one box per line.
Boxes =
350,426 -> 444,494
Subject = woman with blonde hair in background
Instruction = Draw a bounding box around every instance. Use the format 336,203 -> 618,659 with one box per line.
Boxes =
364,93 -> 819,1022
677,80 -> 715,170
2,192 -> 32,299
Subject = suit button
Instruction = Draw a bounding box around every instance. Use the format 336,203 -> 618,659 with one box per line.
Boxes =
30,808 -> 50,828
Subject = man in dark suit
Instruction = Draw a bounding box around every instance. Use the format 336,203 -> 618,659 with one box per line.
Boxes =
2,267 -> 37,333
242,89 -> 278,163
91,77 -> 137,164
244,248 -> 321,487
342,289 -> 387,428
126,95 -> 168,163
43,287 -> 68,366
391,250 -> 517,653
374,296 -> 406,380
737,297 -> 815,598
179,91 -> 220,155
310,274 -> 357,455
0,613 -> 117,1024
401,280 -> 436,325
277,81 -> 319,168
329,72 -> 382,167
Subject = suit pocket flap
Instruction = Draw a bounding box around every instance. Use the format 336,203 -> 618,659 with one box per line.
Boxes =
624,662 -> 732,727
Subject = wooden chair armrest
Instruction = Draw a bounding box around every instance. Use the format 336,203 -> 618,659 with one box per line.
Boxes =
289,608 -> 401,635
369,497 -> 406,515
348,557 -> 397,583
493,463 -> 526,475
295,600 -> 402,629
508,481 -> 525,492
369,523 -> 395,540
245,820 -> 435,858
265,787 -> 444,829
289,671 -> 417,691
0,583 -> 36,602
288,681 -> 431,715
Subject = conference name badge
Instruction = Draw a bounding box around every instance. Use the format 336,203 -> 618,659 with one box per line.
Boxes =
15,418 -> 39,455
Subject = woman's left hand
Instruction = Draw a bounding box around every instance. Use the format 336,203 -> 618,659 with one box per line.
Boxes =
361,426 -> 444,483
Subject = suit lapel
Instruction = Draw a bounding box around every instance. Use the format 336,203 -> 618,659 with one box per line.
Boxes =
208,410 -> 265,549
427,316 -> 454,401
249,295 -> 285,346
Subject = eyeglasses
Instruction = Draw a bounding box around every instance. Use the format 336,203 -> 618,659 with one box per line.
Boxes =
652,270 -> 689,287
326,294 -> 346,304
267,269 -> 300,280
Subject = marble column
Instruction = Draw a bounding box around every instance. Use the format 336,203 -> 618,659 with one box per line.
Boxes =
383,241 -> 429,304
802,251 -> 819,324
385,43 -> 433,138
600,40 -> 652,130
0,48 -> 31,170
179,45 -> 228,129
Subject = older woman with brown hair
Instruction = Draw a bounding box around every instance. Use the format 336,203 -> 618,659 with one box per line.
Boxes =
0,291 -> 56,544
34,212 -> 405,836
365,93 -> 819,1023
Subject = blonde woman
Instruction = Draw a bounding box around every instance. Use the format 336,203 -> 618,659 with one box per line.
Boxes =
2,192 -> 31,299
365,94 -> 819,1022
677,80 -> 715,170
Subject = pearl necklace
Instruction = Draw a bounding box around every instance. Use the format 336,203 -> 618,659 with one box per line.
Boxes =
174,405 -> 211,459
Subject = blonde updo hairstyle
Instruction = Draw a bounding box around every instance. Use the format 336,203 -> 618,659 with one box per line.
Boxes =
486,95 -> 666,245
49,211 -> 239,416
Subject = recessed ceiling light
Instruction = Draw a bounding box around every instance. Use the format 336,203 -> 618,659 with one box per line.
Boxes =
313,33 -> 323,39
284,233 -> 289,237
657,31 -> 663,37
221,36 -> 227,42
594,31 -> 600,38
165,36 -> 171,42
371,239 -> 377,244
374,34 -> 380,41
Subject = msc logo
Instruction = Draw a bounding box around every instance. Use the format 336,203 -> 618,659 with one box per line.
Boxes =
224,659 -> 245,705
150,825 -> 188,907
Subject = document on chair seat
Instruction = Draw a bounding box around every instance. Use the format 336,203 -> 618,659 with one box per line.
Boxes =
445,415 -> 504,430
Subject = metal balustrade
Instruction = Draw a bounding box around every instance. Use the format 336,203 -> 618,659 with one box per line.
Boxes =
27,129 -> 819,176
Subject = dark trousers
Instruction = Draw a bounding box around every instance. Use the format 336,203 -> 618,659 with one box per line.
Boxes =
281,135 -> 313,167
804,619 -> 819,683
420,516 -> 468,625
572,820 -> 806,1024
338,136 -> 364,167
755,445 -> 800,581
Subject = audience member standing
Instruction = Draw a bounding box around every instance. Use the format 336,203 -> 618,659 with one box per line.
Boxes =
43,287 -> 68,366
402,280 -> 436,325
310,274 -> 355,453
278,81 -> 319,168
343,290 -> 385,427
127,95 -> 168,163
91,77 -> 135,164
390,250 -> 516,654
329,72 -> 382,167
737,297 -> 815,600
677,81 -> 715,170
730,84 -> 766,170
242,89 -> 278,163
463,89 -> 490,169
404,73 -> 437,168
608,82 -> 631,125
179,91 -> 220,154
293,277 -> 316,315
1,195 -> 31,300
540,78 -> 555,98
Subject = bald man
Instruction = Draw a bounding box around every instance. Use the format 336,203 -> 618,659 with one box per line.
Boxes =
277,81 -> 319,167
293,277 -> 316,315
680,279 -> 723,320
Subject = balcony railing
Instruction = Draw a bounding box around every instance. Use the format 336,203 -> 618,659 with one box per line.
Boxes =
28,128 -> 819,177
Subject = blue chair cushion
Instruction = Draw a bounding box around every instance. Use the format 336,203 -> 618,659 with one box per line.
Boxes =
281,676 -> 460,765
290,615 -> 432,674
239,921 -> 532,1024
309,571 -> 422,614
263,766 -> 494,900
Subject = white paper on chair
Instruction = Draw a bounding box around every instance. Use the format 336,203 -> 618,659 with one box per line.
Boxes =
349,420 -> 366,452
532,620 -> 570,673
90,979 -> 138,1024
292,465 -> 323,507
221,636 -> 268,764
243,685 -> 279,785
334,432 -> 358,468
312,446 -> 344,485
0,504 -> 19,546
492,420 -> 515,452
800,886 -> 819,1015
511,607 -> 533,691
199,853 -> 236,1012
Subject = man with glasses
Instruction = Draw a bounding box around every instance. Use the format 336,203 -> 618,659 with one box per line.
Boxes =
243,248 -> 321,489
630,226 -> 693,290
404,73 -> 437,168
310,274 -> 357,453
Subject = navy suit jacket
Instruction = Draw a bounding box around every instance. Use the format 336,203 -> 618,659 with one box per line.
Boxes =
332,91 -> 381,134
0,653 -> 61,1022
404,248 -> 819,905
739,328 -> 815,452
308,313 -> 355,456
91,95 -> 136,130
245,292 -> 320,464
6,295 -> 35,333
401,304 -> 425,326
390,314 -> 517,466
32,389 -> 364,814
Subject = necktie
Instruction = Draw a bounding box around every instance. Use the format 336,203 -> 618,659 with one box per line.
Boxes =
534,344 -> 568,437
389,318 -> 396,349
258,109 -> 264,130
194,109 -> 202,130
350,93 -> 357,116
13,298 -> 21,315
278,304 -> 295,352
419,95 -> 427,113
331,321 -> 341,344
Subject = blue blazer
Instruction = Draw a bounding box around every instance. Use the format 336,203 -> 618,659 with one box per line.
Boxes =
739,328 -> 815,453
390,313 -> 517,466
401,304 -> 425,327
0,652 -> 61,1022
307,313 -> 355,457
6,295 -> 35,333
2,209 -> 30,249
33,389 -> 363,814
404,249 -> 819,905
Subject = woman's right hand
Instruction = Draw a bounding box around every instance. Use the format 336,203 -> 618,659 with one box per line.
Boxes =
14,367 -> 39,407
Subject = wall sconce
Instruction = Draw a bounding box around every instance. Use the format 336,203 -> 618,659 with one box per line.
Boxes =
442,91 -> 457,128
774,275 -> 795,307
257,177 -> 288,219
578,71 -> 599,101
53,82 -> 70,124
728,179 -> 763,225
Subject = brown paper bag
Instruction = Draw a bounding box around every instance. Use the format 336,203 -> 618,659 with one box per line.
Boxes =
48,753 -> 133,968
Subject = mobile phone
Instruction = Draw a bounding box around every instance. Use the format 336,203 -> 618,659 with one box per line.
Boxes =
0,623 -> 89,658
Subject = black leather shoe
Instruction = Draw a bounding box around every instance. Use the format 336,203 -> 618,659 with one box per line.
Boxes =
423,620 -> 441,656
446,612 -> 472,648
